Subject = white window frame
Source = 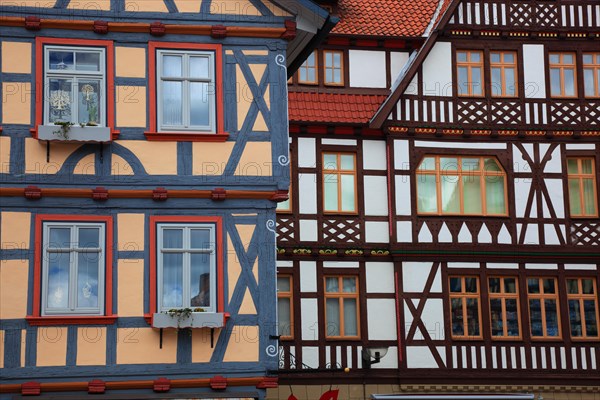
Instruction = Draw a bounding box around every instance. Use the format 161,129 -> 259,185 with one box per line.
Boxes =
156,50 -> 216,133
41,222 -> 106,316
157,223 -> 217,313
43,45 -> 106,126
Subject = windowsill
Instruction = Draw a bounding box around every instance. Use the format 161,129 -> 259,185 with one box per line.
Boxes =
26,315 -> 118,326
145,131 -> 229,142
32,126 -> 120,141
151,312 -> 228,329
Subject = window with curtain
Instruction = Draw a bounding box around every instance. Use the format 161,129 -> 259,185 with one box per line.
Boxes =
456,50 -> 484,97
324,50 -> 344,86
549,52 -> 577,98
583,53 -> 600,98
449,276 -> 482,339
157,50 -> 216,132
488,277 -> 521,339
527,277 -> 561,339
323,152 -> 357,213
324,276 -> 359,338
490,51 -> 518,97
277,275 -> 293,339
567,278 -> 599,339
567,157 -> 598,217
298,51 -> 318,84
157,224 -> 216,312
42,222 -> 105,316
416,155 -> 507,216
44,46 -> 105,126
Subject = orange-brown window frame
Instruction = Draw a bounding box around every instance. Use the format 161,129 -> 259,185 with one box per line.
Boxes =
549,52 -> 578,98
277,275 -> 294,340
527,277 -> 562,340
567,157 -> 599,218
449,276 -> 483,340
488,276 -> 522,340
298,51 -> 318,85
323,50 -> 344,86
490,51 -> 518,98
324,276 -> 360,339
416,155 -> 508,216
583,52 -> 600,98
456,50 -> 485,97
322,152 -> 358,214
566,278 -> 599,340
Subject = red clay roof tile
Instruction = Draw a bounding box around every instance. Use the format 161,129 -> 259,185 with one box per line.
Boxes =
288,92 -> 387,124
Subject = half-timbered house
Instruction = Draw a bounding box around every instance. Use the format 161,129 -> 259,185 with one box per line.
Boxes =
0,1 -> 334,398
271,0 -> 599,399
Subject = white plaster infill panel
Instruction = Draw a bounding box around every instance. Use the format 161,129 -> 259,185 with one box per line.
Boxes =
297,137 -> 316,168
363,140 -> 387,170
523,44 -> 546,99
299,219 -> 317,242
349,50 -> 386,88
390,52 -> 410,83
365,221 -> 389,243
302,346 -> 319,368
395,176 -> 411,216
405,298 -> 445,341
564,264 -> 597,271
422,42 -> 452,97
367,299 -> 397,341
300,299 -> 318,341
396,221 -> 412,243
297,173 -> 317,214
402,262 -> 441,293
321,139 -> 357,146
365,262 -> 395,293
373,346 -> 398,369
525,263 -> 558,270
406,346 -> 445,368
364,176 -> 388,216
299,261 -> 317,292
393,140 -> 410,170
323,261 -> 359,268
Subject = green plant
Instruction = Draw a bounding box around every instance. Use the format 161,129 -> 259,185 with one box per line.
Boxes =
53,121 -> 75,139
164,307 -> 205,329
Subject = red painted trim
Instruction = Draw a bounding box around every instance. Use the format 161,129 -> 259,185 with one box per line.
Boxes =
31,214 -> 114,321
327,37 -> 350,46
33,37 -> 116,139
355,39 -> 378,47
147,42 -> 225,138
383,39 -> 407,49
149,216 -> 225,316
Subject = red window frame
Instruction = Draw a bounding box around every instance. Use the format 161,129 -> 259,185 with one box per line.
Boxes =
146,42 -> 226,142
27,214 -> 116,326
147,216 -> 225,320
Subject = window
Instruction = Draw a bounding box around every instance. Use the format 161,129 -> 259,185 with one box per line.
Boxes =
449,276 -> 482,339
527,278 -> 561,339
549,52 -> 577,98
489,277 -> 521,339
44,45 -> 106,126
416,156 -> 507,216
157,50 -> 216,132
298,51 -> 318,84
567,278 -> 599,339
157,223 -> 216,312
323,152 -> 357,213
583,53 -> 600,98
277,164 -> 292,213
324,50 -> 344,86
41,221 -> 106,316
324,276 -> 359,338
456,50 -> 484,97
490,51 -> 517,97
567,157 -> 598,217
277,275 -> 293,339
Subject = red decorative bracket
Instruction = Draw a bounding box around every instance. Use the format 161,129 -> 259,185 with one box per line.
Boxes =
211,188 -> 226,201
281,20 -> 296,41
210,375 -> 227,390
270,190 -> 289,202
211,25 -> 227,39
153,187 -> 168,201
92,187 -> 109,201
153,377 -> 171,392
93,20 -> 109,34
24,186 -> 42,200
150,21 -> 166,36
24,16 -> 41,31
256,376 -> 278,389
21,381 -> 41,396
88,380 -> 106,394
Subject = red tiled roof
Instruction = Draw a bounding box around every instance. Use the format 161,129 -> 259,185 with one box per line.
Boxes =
288,92 -> 387,124
332,0 -> 441,37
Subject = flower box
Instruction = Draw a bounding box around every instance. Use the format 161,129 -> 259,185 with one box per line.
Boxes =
37,125 -> 111,142
152,312 -> 226,329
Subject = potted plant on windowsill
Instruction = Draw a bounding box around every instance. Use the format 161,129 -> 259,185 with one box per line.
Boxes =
37,121 -> 111,142
152,308 -> 227,329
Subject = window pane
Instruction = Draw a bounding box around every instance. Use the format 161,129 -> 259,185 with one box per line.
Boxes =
583,54 -> 593,64
49,227 -> 71,248
325,68 -> 333,83
343,298 -> 358,336
505,68 -> 516,96
583,300 -> 598,337
584,69 -> 595,97
466,298 -> 480,336
486,177 -> 506,215
457,66 -> 468,95
323,174 -> 339,211
333,69 -> 341,84
505,299 -> 519,336
417,174 -> 438,213
77,252 -> 99,308
325,277 -> 339,292
484,158 -> 502,172
49,79 -> 73,123
563,54 -> 574,64
490,52 -> 501,63
583,179 -> 597,215
451,298 -> 464,336
79,228 -> 99,248
529,299 -> 543,336
489,277 -> 501,293
543,279 -> 556,294
450,277 -> 462,293
78,80 -> 101,125
491,67 -> 502,97
190,82 -> 210,127
47,252 -> 70,309
470,52 -> 481,63
582,279 -> 595,294
549,54 -> 559,64
463,175 -> 482,214
462,157 -> 480,172
441,175 -> 460,213
340,155 -> 354,170
457,52 -> 467,62
440,157 -> 458,171
528,278 -> 540,294
190,229 -> 211,249
190,56 -> 209,78
278,298 -> 291,336
162,81 -> 183,126
323,154 -> 338,169
564,69 -> 575,96
75,52 -> 100,72
471,67 -> 482,95
490,298 -> 503,336
342,277 -> 356,293
163,229 -> 183,248
307,68 -> 316,83
277,277 -> 291,292
545,299 -> 560,337
550,68 -> 561,96
569,299 -> 582,337
163,55 -> 182,77
49,50 -> 74,70
326,298 -> 340,336
418,157 -> 435,171
581,159 -> 593,174
569,178 -> 582,215
504,53 -> 515,63
465,277 -> 478,293
504,278 -> 517,293
190,254 -> 210,308
162,253 -> 183,308
340,174 -> 356,212
567,159 -> 579,174
567,279 -> 579,294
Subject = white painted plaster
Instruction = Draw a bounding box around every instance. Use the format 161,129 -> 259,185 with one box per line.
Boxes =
300,299 -> 318,340
321,138 -> 357,146
523,45 -> 546,99
418,223 -> 433,242
349,50 -> 386,88
299,261 -> 317,292
396,221 -> 413,242
367,299 -> 397,341
366,262 -> 395,293
415,141 -> 506,149
393,140 -> 410,170
395,176 -> 411,216
299,219 -> 317,242
363,140 -> 387,170
297,137 -> 316,167
297,173 -> 317,214
365,221 -> 389,243
438,223 -> 453,243
364,176 -> 389,216
406,346 -> 445,368
422,42 -> 453,97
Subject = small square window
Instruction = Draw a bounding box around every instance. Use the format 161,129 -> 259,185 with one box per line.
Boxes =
298,51 -> 318,85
